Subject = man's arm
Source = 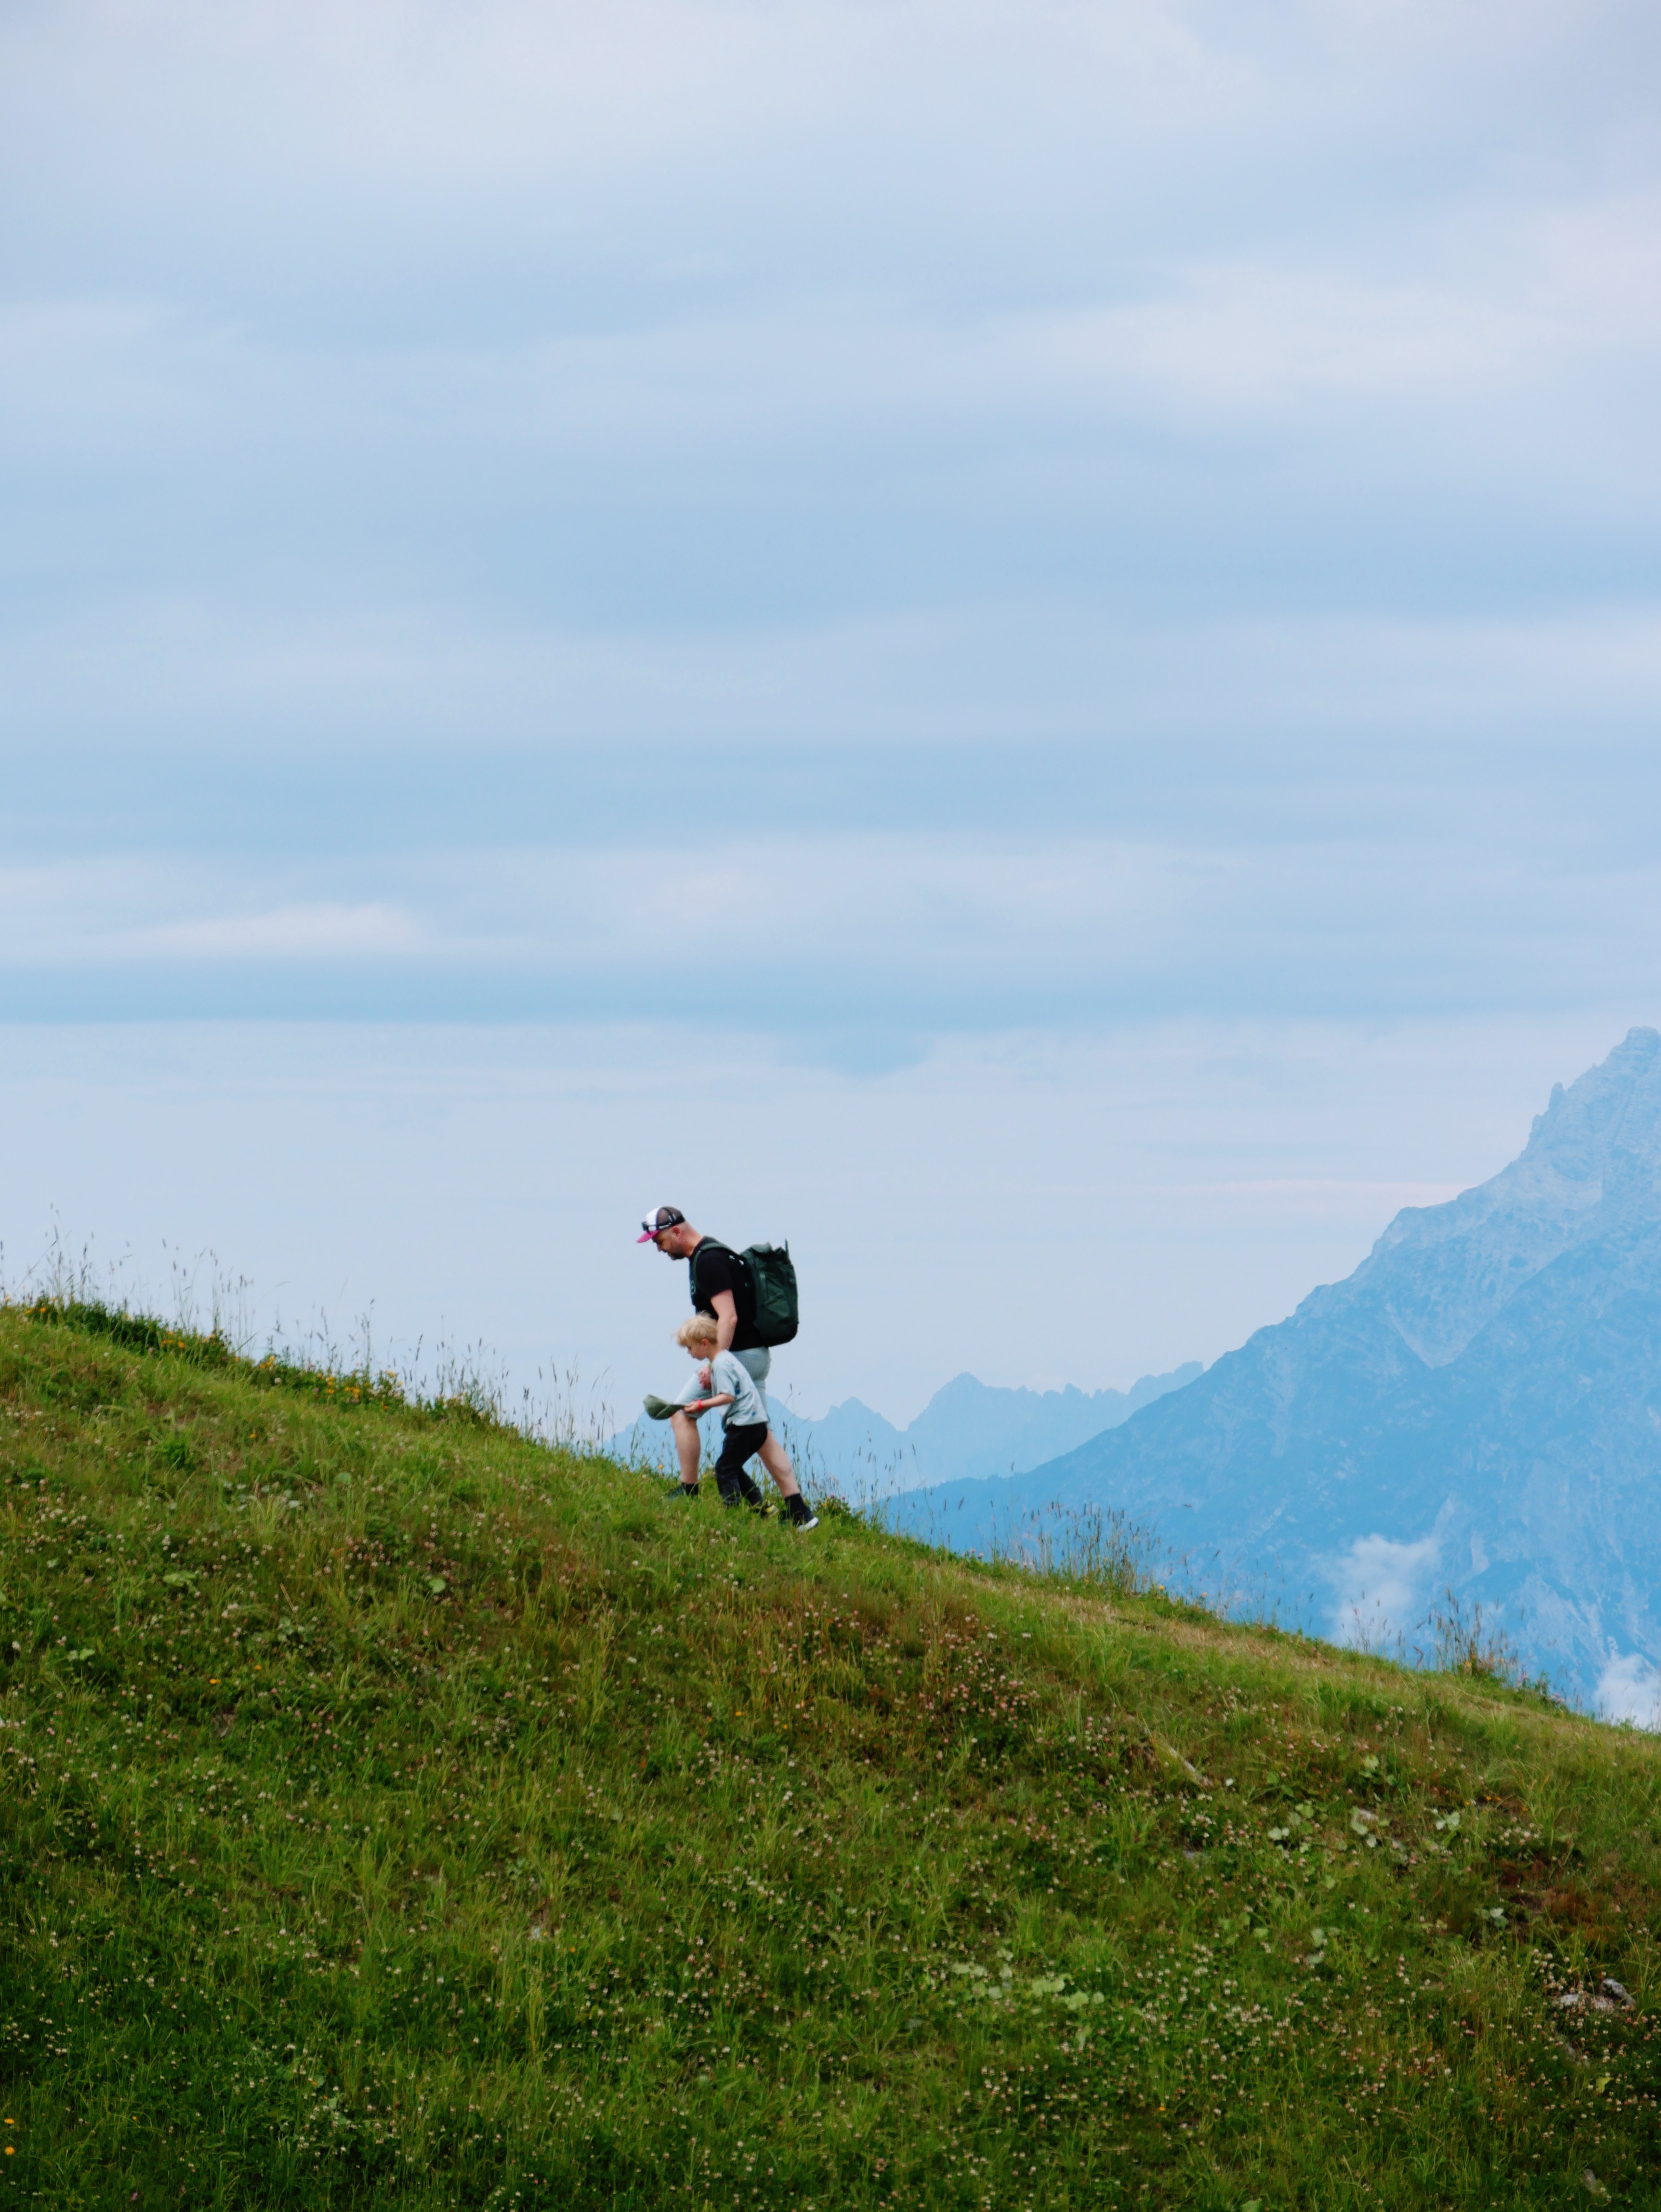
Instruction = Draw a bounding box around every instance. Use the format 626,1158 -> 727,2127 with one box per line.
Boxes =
709,1288 -> 738,1354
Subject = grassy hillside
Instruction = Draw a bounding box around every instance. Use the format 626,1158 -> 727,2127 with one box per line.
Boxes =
3,1303 -> 1661,2210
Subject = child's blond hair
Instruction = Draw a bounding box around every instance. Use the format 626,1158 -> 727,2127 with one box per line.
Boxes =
676,1314 -> 719,1351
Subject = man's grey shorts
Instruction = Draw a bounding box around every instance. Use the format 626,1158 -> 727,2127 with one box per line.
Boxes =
733,1345 -> 772,1420
677,1345 -> 772,1422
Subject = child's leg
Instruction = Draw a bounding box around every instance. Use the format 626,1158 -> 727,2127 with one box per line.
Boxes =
713,1422 -> 769,1507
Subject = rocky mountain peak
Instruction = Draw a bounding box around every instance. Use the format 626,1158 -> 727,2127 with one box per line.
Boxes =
1295,1027 -> 1661,1369
1519,1025 -> 1661,1195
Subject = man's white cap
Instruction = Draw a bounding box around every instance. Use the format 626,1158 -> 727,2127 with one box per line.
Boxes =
637,1205 -> 687,1244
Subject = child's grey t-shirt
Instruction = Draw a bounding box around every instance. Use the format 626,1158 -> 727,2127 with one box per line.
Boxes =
708,1350 -> 767,1430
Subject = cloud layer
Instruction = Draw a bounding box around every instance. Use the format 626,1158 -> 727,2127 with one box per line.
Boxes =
5,3 -> 1661,1409
5,3 -> 1661,1059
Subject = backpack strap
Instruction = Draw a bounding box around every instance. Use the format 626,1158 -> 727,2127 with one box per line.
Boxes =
689,1238 -> 745,1312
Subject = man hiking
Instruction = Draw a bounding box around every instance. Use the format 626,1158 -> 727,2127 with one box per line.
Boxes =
637,1205 -> 816,1527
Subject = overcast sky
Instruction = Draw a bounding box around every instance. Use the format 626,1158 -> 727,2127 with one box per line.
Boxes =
4,0 -> 1660,1423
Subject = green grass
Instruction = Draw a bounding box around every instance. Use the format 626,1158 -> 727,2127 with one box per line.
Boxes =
4,1300 -> 1661,2209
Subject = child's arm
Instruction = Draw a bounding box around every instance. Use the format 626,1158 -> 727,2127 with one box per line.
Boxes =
685,1392 -> 735,1415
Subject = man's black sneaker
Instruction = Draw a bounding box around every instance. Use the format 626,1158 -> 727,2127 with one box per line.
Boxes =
786,1495 -> 819,1530
674,1482 -> 700,1501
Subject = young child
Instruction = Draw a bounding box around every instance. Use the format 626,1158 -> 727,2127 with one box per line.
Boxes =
663,1313 -> 817,1526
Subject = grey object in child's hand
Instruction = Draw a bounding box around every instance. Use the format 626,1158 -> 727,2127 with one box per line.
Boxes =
643,1394 -> 684,1421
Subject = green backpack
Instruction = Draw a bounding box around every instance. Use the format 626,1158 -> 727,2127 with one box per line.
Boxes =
693,1240 -> 800,1347
742,1243 -> 800,1347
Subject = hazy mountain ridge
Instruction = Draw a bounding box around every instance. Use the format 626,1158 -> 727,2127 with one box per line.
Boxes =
891,1028 -> 1661,1710
610,1362 -> 1202,1493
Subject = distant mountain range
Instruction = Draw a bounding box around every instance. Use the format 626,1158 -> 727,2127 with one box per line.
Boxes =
609,1363 -> 1202,1495
889,1028 -> 1661,1714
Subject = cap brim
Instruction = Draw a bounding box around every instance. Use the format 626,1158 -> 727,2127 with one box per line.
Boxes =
636,1230 -> 661,1243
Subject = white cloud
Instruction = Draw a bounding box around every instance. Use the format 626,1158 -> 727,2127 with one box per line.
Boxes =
10,813 -> 1661,1039
0,868 -> 426,965
1001,273 -> 1549,410
11,594 -> 1661,766
118,903 -> 422,960
1595,1651 -> 1661,1728
1331,1531 -> 1441,1650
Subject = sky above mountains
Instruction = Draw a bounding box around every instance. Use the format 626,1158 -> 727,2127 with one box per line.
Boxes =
3,2 -> 1661,1415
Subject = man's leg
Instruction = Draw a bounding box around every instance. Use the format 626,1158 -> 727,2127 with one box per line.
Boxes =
758,1428 -> 802,1500
760,1428 -> 817,1527
670,1409 -> 702,1489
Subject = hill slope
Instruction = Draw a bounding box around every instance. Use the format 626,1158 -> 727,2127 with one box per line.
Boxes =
894,1029 -> 1661,1705
611,1365 -> 1203,1493
4,1301 -> 1661,2208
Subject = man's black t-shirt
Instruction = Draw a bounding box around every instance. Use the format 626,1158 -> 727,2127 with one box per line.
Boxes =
688,1240 -> 765,1352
